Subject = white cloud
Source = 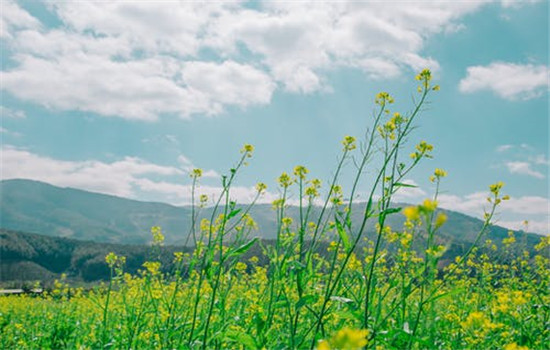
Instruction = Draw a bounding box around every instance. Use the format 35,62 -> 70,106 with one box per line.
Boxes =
439,192 -> 549,216
1,145 -> 278,206
2,4 -> 274,119
392,179 -> 427,201
459,62 -> 549,100
47,1 -> 231,57
2,53 -> 275,120
2,1 -> 519,120
494,144 -> 548,178
438,191 -> 549,234
496,144 -> 513,152
530,154 -> 550,166
1,105 -> 26,119
177,155 -> 219,178
0,127 -> 21,137
134,178 -> 279,206
0,0 -> 41,39
0,146 -> 219,198
501,196 -> 550,215
181,61 -> 275,111
500,0 -> 543,8
438,192 -> 489,215
505,161 -> 545,179
498,220 -> 548,235
3,54 -> 190,121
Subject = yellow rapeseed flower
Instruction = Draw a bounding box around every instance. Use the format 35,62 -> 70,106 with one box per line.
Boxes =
105,252 -> 117,267
403,206 -> 420,221
489,181 -> 504,195
256,182 -> 267,193
151,226 -> 164,245
294,165 -> 309,179
375,92 -> 394,105
435,212 -> 447,228
173,252 -> 184,263
318,328 -> 369,350
422,199 -> 438,212
282,217 -> 293,228
342,135 -> 357,151
272,198 -> 285,210
434,168 -> 447,178
241,144 -> 254,157
143,261 -> 161,275
191,168 -> 203,178
503,343 -> 529,350
278,172 -> 292,188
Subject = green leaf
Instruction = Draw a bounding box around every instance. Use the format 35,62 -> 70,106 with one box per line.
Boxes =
273,299 -> 289,309
227,208 -> 242,220
226,238 -> 258,259
364,198 -> 375,217
335,217 -> 351,251
394,182 -> 418,188
379,207 -> 402,216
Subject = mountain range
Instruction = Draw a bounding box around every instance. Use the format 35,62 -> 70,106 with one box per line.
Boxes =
0,179 -> 543,285
0,179 -> 541,245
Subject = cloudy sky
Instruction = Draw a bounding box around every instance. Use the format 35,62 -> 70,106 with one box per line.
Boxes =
1,0 -> 548,234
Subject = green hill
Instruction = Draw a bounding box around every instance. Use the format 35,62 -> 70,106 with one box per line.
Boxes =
0,179 -> 540,246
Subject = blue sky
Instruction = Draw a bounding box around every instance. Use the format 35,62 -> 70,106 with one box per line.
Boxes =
1,0 -> 548,234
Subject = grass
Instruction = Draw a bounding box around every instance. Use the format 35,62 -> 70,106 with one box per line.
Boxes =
1,69 -> 548,350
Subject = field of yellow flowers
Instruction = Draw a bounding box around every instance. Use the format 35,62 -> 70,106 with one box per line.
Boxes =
1,70 -> 548,350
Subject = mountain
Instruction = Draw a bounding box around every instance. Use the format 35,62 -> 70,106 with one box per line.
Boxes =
1,179 -> 191,244
0,179 -> 544,285
0,179 -> 541,247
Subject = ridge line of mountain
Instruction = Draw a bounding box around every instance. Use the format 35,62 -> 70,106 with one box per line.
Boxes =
1,178 -> 541,246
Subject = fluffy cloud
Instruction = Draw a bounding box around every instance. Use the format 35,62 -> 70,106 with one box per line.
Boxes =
495,144 -> 548,179
459,62 -> 549,100
496,144 -> 513,152
134,178 -> 279,206
497,220 -> 548,235
181,61 -> 275,112
177,155 -> 219,178
500,0 -> 543,8
439,192 -> 549,216
530,154 -> 549,166
0,105 -> 26,119
0,146 -> 272,204
2,54 -> 273,120
2,146 -> 206,197
0,127 -> 21,137
438,192 -> 549,234
505,161 -> 545,179
392,179 -> 427,201
438,192 -> 489,215
500,196 -> 550,215
0,0 -> 41,39
2,1 -> 515,120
